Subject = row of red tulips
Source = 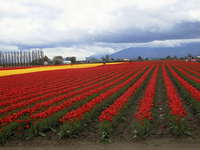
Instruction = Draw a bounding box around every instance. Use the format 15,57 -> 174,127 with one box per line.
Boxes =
59,66 -> 149,122
0,72 -> 115,113
177,64 -> 200,78
0,68 -> 112,101
30,70 -> 133,119
134,65 -> 159,121
0,63 -> 146,125
0,71 -> 128,124
167,65 -> 200,102
98,66 -> 154,122
173,65 -> 200,84
162,65 -> 187,118
0,71 -> 115,106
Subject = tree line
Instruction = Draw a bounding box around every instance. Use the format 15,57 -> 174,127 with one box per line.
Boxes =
0,49 -> 44,67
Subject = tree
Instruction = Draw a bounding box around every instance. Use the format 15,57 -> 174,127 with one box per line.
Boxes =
43,56 -> 49,62
70,57 -> 76,64
43,56 -> 51,65
187,54 -> 193,59
65,57 -> 76,64
86,57 -> 101,63
137,56 -> 143,61
53,56 -> 64,65
166,56 -> 171,59
101,54 -> 110,62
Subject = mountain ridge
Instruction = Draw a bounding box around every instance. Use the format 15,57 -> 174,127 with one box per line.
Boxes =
110,43 -> 200,59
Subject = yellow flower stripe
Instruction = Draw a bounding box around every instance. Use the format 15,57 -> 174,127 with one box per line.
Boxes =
0,62 -> 122,77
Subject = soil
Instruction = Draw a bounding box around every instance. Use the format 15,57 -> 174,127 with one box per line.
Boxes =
1,137 -> 200,150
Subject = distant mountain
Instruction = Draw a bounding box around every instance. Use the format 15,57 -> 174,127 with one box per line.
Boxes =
110,43 -> 200,59
86,53 -> 111,61
86,53 -> 106,59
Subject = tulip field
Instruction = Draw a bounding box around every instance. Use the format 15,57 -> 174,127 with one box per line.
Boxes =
0,61 -> 200,143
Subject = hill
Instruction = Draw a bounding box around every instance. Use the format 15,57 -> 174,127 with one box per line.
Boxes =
110,43 -> 200,59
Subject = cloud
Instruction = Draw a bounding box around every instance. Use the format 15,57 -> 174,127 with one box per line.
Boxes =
43,45 -> 115,60
0,0 -> 200,58
0,44 -> 18,50
95,38 -> 200,52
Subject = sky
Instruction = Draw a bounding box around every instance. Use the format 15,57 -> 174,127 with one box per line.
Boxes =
0,0 -> 200,60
